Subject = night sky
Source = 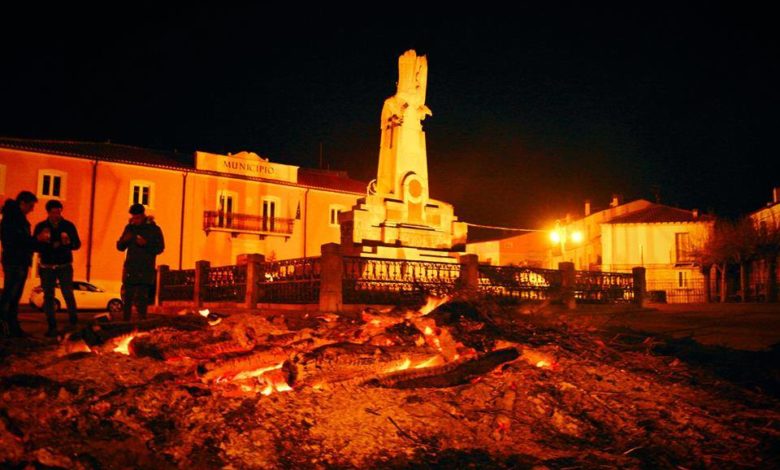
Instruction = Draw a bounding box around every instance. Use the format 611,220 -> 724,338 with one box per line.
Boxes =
2,6 -> 777,233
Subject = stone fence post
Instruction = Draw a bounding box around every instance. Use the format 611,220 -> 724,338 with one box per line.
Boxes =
458,254 -> 480,293
558,262 -> 576,310
194,260 -> 210,308
155,265 -> 169,306
632,267 -> 647,307
319,243 -> 343,313
244,254 -> 265,309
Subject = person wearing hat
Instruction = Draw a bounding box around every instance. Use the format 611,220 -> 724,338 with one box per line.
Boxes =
116,203 -> 164,321
33,199 -> 82,337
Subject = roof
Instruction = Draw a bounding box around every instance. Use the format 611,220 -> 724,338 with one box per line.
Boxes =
297,168 -> 368,194
0,137 -> 192,169
0,136 -> 369,194
605,204 -> 714,224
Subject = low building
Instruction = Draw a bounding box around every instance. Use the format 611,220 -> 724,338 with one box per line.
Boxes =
467,197 -> 714,303
0,138 -> 365,295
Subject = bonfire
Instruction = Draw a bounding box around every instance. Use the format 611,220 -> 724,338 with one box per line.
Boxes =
0,296 -> 778,468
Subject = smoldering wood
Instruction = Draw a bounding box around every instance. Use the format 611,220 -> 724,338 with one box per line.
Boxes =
70,315 -> 209,347
367,347 -> 520,389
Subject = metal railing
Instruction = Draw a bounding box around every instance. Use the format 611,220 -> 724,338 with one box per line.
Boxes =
478,265 -> 562,304
342,257 -> 460,305
203,264 -> 247,302
646,279 -> 707,303
158,268 -> 195,301
258,257 -> 321,303
203,211 -> 294,235
575,270 -> 634,303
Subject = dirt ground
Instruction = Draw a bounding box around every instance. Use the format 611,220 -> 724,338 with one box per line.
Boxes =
1,301 -> 779,469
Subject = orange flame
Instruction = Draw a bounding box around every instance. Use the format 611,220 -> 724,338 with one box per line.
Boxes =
385,355 -> 443,373
112,332 -> 144,355
220,362 -> 293,396
259,369 -> 293,396
418,295 -> 450,316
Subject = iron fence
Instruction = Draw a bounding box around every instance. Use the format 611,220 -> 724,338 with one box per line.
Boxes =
258,257 -> 321,303
478,265 -> 562,304
158,268 -> 195,301
576,271 -> 634,303
646,279 -> 707,303
343,257 -> 460,305
203,211 -> 294,235
203,264 -> 247,302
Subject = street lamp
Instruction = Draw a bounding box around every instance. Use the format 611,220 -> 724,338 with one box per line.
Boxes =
550,220 -> 583,262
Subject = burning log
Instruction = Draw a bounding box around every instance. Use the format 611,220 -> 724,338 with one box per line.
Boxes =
200,347 -> 290,383
285,342 -> 443,388
366,347 -> 520,389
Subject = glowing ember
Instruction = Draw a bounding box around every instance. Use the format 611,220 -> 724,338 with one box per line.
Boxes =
198,309 -> 222,326
394,358 -> 412,371
259,369 -> 293,396
418,295 -> 450,315
424,326 -> 434,335
218,362 -> 293,396
521,349 -> 556,370
414,355 -> 444,369
385,355 -> 444,373
113,333 -> 140,355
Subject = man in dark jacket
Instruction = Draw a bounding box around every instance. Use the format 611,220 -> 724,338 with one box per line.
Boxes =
0,191 -> 38,337
116,203 -> 164,321
34,199 -> 82,337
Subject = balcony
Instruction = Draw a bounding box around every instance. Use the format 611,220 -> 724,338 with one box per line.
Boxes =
203,211 -> 294,238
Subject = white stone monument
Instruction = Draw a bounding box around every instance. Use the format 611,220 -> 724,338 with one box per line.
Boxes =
339,50 -> 467,261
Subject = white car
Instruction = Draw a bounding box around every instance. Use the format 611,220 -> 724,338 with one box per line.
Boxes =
29,281 -> 123,314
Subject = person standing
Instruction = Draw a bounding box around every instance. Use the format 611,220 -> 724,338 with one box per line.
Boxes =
116,203 -> 164,321
0,191 -> 38,337
33,199 -> 81,337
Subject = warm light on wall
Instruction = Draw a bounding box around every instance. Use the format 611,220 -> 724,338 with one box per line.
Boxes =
549,230 -> 561,244
570,230 -> 583,243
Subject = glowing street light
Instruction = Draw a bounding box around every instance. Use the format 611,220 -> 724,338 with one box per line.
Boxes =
550,220 -> 583,259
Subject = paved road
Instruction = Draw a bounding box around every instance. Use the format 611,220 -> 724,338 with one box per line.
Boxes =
582,303 -> 780,351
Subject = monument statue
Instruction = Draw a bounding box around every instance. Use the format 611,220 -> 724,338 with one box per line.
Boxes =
339,50 -> 467,261
376,50 -> 432,197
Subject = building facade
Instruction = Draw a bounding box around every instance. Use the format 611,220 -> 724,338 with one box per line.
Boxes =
0,138 -> 365,295
467,197 -> 714,303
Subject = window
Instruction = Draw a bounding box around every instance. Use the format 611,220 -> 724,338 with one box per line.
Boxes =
129,180 -> 154,208
262,197 -> 278,232
675,232 -> 692,263
329,204 -> 346,227
38,169 -> 67,199
677,271 -> 689,288
217,190 -> 238,228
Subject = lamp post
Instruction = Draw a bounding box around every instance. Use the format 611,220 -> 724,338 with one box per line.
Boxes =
550,220 -> 583,265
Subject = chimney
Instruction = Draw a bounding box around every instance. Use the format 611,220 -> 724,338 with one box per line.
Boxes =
773,187 -> 780,204
609,194 -> 620,208
584,200 -> 591,216
692,208 -> 699,219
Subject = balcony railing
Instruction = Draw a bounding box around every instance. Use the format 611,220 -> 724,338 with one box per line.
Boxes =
203,211 -> 294,236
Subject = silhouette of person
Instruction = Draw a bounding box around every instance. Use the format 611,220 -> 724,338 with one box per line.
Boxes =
0,191 -> 38,337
